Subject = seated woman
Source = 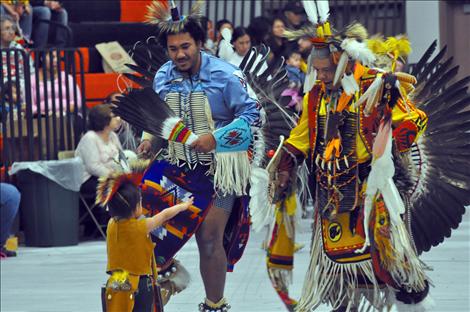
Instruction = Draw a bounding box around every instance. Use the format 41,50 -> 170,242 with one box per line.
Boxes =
103,92 -> 140,152
75,104 -> 123,237
75,104 -> 123,194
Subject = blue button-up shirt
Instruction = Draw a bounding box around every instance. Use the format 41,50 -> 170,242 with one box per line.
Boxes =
153,52 -> 259,129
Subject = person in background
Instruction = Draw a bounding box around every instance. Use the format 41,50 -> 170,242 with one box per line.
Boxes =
282,1 -> 305,30
30,50 -> 82,115
1,12 -> 25,50
265,16 -> 287,61
281,1 -> 305,53
1,15 -> 34,110
282,49 -> 305,113
200,16 -> 215,55
285,49 -> 305,87
75,104 -> 123,238
230,27 -> 251,66
218,26 -> 251,68
103,92 -> 141,152
246,15 -> 270,47
214,18 -> 232,57
0,183 -> 20,258
30,0 -> 69,47
0,0 -> 32,44
75,104 -> 123,195
215,19 -> 232,42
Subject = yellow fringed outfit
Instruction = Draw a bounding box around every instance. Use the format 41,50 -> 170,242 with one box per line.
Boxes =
283,63 -> 429,311
105,218 -> 156,312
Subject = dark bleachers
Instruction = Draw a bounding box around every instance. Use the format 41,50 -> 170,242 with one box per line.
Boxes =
69,22 -> 156,48
62,0 -> 155,47
62,0 -> 121,23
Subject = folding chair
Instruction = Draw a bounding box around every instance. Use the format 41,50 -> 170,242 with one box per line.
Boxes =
58,150 -> 107,239
78,191 -> 107,239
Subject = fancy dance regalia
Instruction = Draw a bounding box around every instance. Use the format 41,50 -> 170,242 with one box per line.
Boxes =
112,0 -> 294,309
260,1 -> 470,311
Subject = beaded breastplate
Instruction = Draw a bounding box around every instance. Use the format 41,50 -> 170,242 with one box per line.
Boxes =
165,91 -> 215,168
316,110 -> 366,218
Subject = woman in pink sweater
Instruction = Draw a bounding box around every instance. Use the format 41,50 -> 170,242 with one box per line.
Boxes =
30,50 -> 82,115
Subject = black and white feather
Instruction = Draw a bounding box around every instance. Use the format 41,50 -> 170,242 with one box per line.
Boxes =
240,46 -> 299,231
113,87 -> 173,137
396,41 -> 470,254
124,37 -> 170,89
239,46 -> 297,160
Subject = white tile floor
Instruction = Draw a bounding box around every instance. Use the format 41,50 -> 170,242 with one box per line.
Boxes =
1,212 -> 469,312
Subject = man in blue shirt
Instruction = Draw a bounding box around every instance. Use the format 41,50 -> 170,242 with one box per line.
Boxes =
137,12 -> 259,312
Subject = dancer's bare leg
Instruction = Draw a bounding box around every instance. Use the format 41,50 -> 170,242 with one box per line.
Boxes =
195,205 -> 231,302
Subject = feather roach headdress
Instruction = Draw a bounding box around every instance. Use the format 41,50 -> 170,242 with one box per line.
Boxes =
285,1 -> 376,94
368,34 -> 412,72
95,160 -> 150,207
145,0 -> 205,34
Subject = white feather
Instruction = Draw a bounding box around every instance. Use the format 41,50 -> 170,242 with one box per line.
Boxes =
333,52 -> 349,87
303,50 -> 317,93
316,0 -> 330,23
341,72 -> 359,96
302,0 -> 318,24
356,126 -> 405,254
249,53 -> 264,73
356,129 -> 394,253
354,76 -> 382,109
249,167 -> 275,232
370,132 -> 405,219
363,78 -> 384,115
341,38 -> 376,66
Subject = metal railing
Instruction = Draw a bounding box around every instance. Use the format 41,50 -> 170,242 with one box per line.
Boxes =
1,47 -> 87,181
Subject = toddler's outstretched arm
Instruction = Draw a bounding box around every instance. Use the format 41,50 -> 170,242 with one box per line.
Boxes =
146,197 -> 194,233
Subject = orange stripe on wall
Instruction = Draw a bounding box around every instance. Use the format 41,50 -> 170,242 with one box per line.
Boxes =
75,73 -> 140,108
120,0 -> 153,22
